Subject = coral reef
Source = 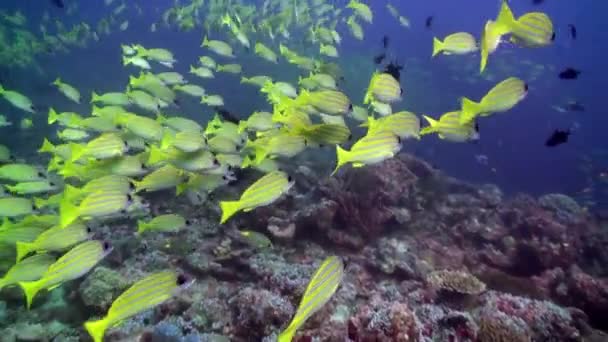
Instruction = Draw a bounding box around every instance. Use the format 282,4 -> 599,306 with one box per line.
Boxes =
2,153 -> 606,340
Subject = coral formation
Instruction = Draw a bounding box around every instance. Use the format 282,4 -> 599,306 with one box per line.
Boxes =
426,270 -> 487,295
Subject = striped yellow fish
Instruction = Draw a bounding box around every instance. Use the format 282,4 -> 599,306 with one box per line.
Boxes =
160,130 -> 207,152
115,113 -> 164,142
460,77 -> 527,124
63,175 -> 134,203
294,123 -> 352,146
511,12 -> 554,47
278,256 -> 344,342
16,223 -> 92,262
364,111 -> 421,140
364,73 -> 402,104
0,225 -> 45,247
60,191 -> 135,228
84,271 -> 192,342
133,164 -> 185,193
247,132 -> 307,165
69,133 -> 127,162
333,130 -> 401,175
296,90 -> 352,116
432,32 -> 478,57
0,254 -> 55,291
0,197 -> 36,218
480,20 -> 503,73
19,240 -> 112,308
219,170 -> 294,223
420,111 -> 480,142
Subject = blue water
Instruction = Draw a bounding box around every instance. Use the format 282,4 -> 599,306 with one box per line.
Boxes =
0,0 -> 606,207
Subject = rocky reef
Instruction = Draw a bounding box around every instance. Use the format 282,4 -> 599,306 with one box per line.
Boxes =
1,153 -> 607,341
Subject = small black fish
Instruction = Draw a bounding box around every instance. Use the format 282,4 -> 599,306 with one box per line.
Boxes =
216,108 -> 240,124
559,68 -> 581,80
545,129 -> 571,147
425,16 -> 434,29
373,53 -> 386,65
384,60 -> 403,81
382,35 -> 389,49
568,24 -> 577,40
51,0 -> 65,8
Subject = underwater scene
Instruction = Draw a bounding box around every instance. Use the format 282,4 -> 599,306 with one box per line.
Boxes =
0,0 -> 607,341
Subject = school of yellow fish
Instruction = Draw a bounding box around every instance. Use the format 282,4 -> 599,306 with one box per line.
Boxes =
0,1 -> 554,341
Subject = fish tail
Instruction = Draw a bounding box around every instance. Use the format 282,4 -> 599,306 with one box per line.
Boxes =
332,145 -> 350,176
460,97 -> 481,124
175,182 -> 189,196
84,318 -> 110,342
420,115 -> 438,136
15,241 -> 34,262
136,220 -> 147,235
59,195 -> 79,228
69,143 -> 85,162
146,145 -> 165,165
241,155 -> 254,169
48,107 -> 58,124
0,84 -> 4,93
63,184 -> 83,202
160,130 -> 174,150
202,35 -> 209,47
432,37 -> 443,57
52,77 -> 61,86
90,91 -> 99,104
219,200 -> 241,224
18,280 -> 41,309
277,326 -> 297,342
39,138 -> 56,154
237,120 -> 247,134
122,56 -> 130,66
495,1 -> 515,34
33,197 -> 46,209
155,112 -> 166,123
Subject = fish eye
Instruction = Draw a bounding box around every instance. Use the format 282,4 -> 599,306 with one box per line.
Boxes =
176,274 -> 188,286
129,181 -> 136,190
400,88 -> 404,95
37,171 -> 45,178
185,219 -> 192,225
397,136 -> 402,144
116,124 -> 123,130
32,203 -> 37,211
348,103 -> 353,111
9,155 -> 16,161
49,182 -> 55,186
222,175 -> 228,180
126,194 -> 133,202
102,241 -> 111,251
551,32 -> 556,41
213,158 -> 220,165
227,165 -> 233,171
86,226 -> 93,233
524,83 -> 529,92
288,175 -> 293,182
57,160 -> 64,165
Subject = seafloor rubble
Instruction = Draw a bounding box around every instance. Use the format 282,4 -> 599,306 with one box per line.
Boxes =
1,152 -> 607,341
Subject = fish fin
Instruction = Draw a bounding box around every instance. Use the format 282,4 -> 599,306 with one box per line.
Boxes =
432,37 -> 443,57
18,280 -> 41,309
90,91 -> 99,104
63,184 -> 82,202
84,318 -> 110,342
52,77 -> 61,86
15,241 -> 34,263
219,200 -> 241,224
160,130 -> 174,150
122,56 -> 130,66
175,182 -> 189,196
237,120 -> 247,134
146,145 -> 166,166
59,195 -> 79,228
332,145 -> 350,176
460,97 -> 481,124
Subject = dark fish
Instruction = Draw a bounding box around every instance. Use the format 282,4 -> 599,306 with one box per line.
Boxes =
559,68 -> 581,80
382,35 -> 389,49
51,0 -> 65,8
568,24 -> 577,40
383,61 -> 403,81
545,129 -> 571,147
425,16 -> 434,29
216,109 -> 240,124
373,53 -> 386,65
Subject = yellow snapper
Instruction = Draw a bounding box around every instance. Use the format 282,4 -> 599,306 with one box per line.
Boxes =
254,43 -> 278,63
364,111 -> 421,140
90,91 -> 131,106
16,223 -> 92,262
60,191 -> 137,227
364,73 -> 402,104
52,78 -> 81,104
333,130 -> 401,175
19,240 -> 112,308
420,111 -> 480,142
0,163 -> 46,182
0,197 -> 36,218
137,214 -> 189,234
460,77 -> 527,124
69,133 -> 128,162
0,84 -> 36,113
278,256 -> 344,342
0,254 -> 55,291
201,36 -> 234,58
84,271 -> 192,342
219,170 -> 294,223
432,32 -> 478,57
